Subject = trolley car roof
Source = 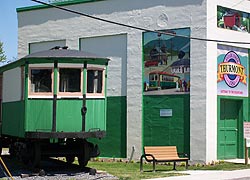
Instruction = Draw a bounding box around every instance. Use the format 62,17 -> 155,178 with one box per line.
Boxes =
23,48 -> 110,64
149,71 -> 180,78
0,48 -> 110,73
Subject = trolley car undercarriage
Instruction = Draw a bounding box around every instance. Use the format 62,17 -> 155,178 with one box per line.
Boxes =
4,132 -> 104,168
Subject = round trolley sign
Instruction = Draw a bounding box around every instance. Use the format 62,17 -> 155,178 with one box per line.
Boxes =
223,51 -> 241,88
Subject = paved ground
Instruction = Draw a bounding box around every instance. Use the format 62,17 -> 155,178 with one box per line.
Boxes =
149,159 -> 250,180
149,169 -> 250,180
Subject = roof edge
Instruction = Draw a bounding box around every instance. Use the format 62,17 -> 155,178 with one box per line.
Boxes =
17,0 -> 106,12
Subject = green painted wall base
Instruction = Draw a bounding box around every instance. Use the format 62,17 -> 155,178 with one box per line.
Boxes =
143,94 -> 190,156
90,96 -> 127,158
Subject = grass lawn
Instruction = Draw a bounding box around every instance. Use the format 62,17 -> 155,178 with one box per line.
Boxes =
86,160 -> 250,180
2,148 -> 250,180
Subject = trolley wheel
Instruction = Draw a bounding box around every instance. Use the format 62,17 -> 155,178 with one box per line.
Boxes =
65,138 -> 75,164
31,142 -> 41,168
9,144 -> 16,159
21,143 -> 32,165
77,140 -> 90,168
66,155 -> 75,164
78,156 -> 88,168
78,155 -> 88,168
22,158 -> 29,165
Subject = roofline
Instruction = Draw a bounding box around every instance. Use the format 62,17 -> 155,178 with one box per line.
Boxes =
0,57 -> 109,74
0,59 -> 25,73
16,0 -> 106,12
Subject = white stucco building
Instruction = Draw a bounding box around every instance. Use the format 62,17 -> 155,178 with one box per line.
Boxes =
17,0 -> 250,163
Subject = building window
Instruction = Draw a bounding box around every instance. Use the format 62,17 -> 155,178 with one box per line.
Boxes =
59,68 -> 82,94
87,68 -> 104,96
30,68 -> 53,95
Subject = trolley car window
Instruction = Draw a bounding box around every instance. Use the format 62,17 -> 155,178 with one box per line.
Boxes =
87,70 -> 103,94
59,68 -> 81,92
30,69 -> 52,93
149,74 -> 158,81
162,75 -> 173,82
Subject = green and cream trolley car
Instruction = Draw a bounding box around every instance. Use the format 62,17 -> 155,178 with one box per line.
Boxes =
148,71 -> 179,90
0,47 -> 109,168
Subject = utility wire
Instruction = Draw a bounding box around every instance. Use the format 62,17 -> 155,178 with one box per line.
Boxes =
30,0 -> 250,45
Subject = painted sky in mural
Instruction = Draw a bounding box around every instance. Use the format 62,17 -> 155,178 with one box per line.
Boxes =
217,6 -> 250,33
143,28 -> 190,95
217,45 -> 248,97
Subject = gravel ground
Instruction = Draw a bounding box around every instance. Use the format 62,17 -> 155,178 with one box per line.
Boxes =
0,155 -> 118,180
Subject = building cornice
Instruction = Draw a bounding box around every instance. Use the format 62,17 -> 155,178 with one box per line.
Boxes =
17,0 -> 106,12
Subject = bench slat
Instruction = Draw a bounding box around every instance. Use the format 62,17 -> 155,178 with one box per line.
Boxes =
145,151 -> 178,154
146,156 -> 188,160
145,149 -> 176,151
145,146 -> 176,150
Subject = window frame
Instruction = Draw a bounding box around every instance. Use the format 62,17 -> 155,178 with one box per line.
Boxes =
57,67 -> 83,97
86,67 -> 105,97
28,67 -> 54,97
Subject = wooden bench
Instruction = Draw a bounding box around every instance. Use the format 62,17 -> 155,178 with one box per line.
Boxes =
140,146 -> 188,172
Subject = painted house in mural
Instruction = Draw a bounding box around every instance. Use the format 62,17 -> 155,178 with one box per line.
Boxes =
16,0 -> 250,163
223,13 -> 241,29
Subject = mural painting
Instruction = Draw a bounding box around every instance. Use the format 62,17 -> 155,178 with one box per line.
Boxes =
143,28 -> 190,95
217,6 -> 250,33
217,45 -> 248,97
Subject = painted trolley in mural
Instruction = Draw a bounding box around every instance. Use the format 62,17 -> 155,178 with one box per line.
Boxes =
147,71 -> 179,91
0,47 -> 109,168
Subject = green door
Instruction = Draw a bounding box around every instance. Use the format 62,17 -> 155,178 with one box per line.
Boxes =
218,99 -> 241,159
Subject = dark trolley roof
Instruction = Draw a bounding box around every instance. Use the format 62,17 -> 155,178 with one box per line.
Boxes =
0,47 -> 110,73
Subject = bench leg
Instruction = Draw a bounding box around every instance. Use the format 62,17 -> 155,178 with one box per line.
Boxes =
186,160 -> 188,169
173,162 -> 176,170
153,160 -> 156,172
140,156 -> 143,172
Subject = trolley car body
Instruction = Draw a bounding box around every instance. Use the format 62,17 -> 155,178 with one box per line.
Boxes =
0,47 -> 109,167
148,71 -> 179,90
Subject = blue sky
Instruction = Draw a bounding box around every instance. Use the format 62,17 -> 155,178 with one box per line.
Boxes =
0,0 -> 48,61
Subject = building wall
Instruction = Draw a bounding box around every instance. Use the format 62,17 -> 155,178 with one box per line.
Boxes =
80,34 -> 127,97
206,0 -> 250,162
18,0 -> 208,161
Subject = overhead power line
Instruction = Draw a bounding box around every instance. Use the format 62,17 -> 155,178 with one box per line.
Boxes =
30,0 -> 250,45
